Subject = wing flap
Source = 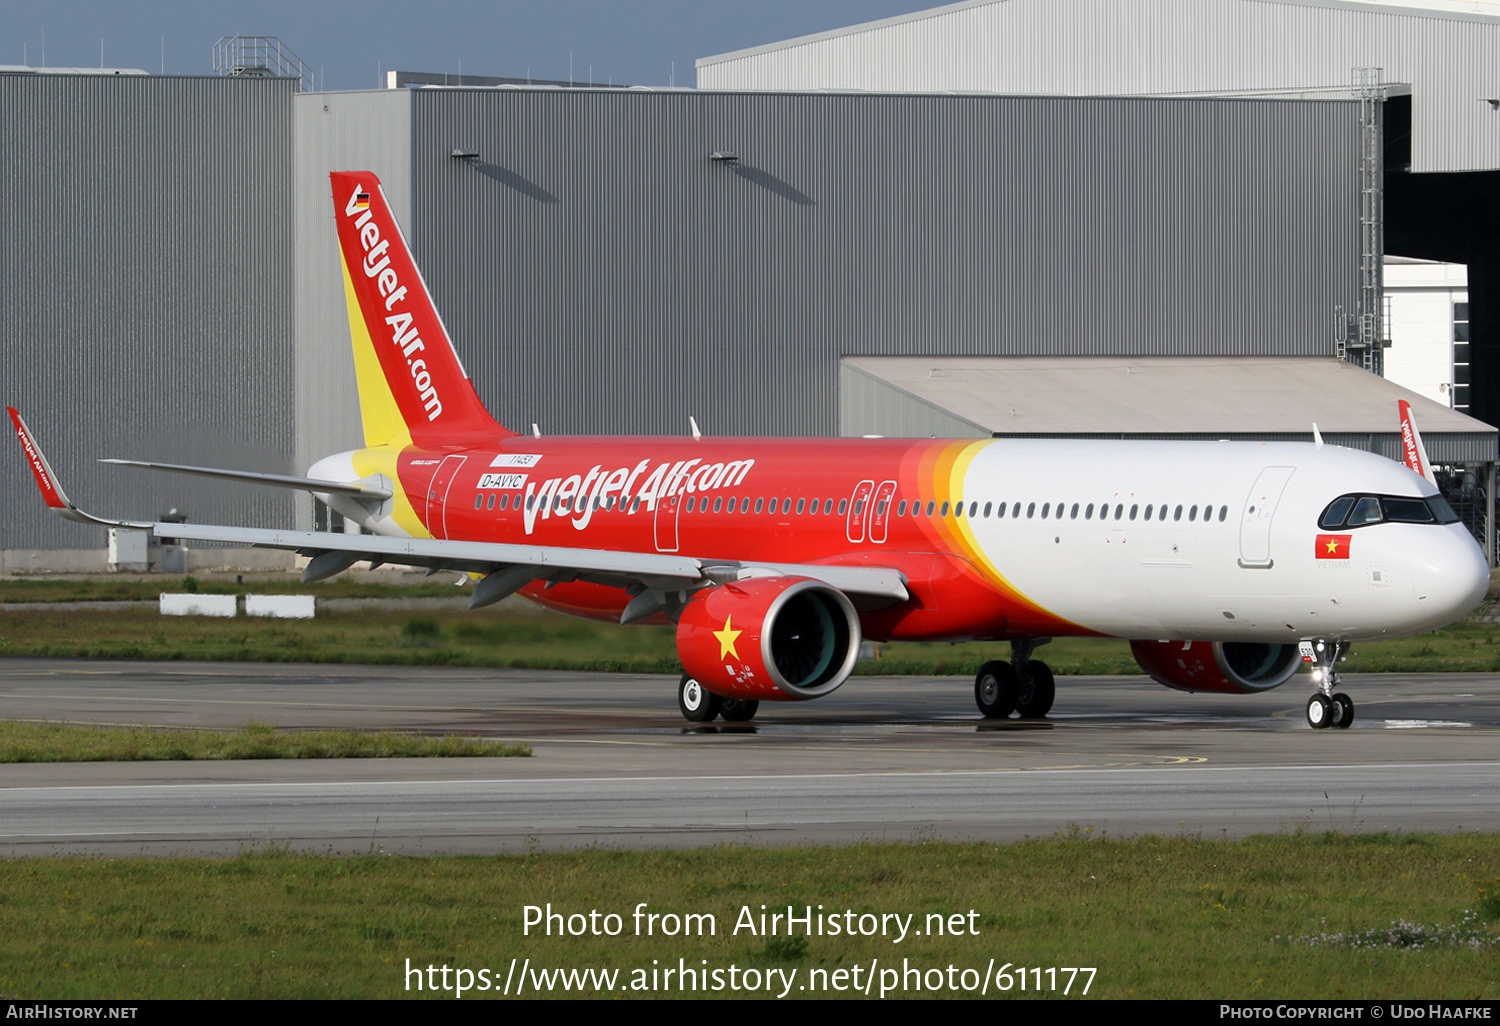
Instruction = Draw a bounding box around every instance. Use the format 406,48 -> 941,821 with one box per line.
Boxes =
152,522 -> 708,581
152,524 -> 908,599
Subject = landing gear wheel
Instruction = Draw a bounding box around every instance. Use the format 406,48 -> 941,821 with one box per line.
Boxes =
678,673 -> 722,722
1015,660 -> 1056,718
720,697 -> 759,722
1330,692 -> 1355,729
975,660 -> 1018,718
1306,693 -> 1333,729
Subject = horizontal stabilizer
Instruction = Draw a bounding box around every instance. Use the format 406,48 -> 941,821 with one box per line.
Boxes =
100,459 -> 393,499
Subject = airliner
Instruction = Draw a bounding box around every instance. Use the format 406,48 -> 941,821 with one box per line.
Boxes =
10,171 -> 1490,729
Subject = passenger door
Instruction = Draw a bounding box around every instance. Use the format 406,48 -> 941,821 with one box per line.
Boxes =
1239,466 -> 1295,568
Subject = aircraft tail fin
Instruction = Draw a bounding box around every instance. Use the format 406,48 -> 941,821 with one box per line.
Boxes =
1398,399 -> 1439,486
330,171 -> 512,448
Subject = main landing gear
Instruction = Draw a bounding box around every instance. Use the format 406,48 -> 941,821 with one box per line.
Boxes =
1304,640 -> 1354,730
677,673 -> 759,724
975,638 -> 1055,719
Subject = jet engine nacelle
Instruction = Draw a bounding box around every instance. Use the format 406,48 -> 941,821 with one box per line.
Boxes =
1129,640 -> 1301,694
676,576 -> 861,701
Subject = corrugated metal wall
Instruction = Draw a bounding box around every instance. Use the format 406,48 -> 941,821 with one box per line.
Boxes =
378,89 -> 1359,441
291,88 -> 413,515
7,81 -> 1366,543
697,0 -> 1500,174
0,74 -> 297,549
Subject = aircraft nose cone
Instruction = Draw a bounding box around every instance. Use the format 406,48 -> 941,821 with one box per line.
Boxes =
1422,528 -> 1490,624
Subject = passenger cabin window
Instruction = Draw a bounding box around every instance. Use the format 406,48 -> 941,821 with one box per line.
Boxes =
839,499 -> 848,515
754,498 -> 764,514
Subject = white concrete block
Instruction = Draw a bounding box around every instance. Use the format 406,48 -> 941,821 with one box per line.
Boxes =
244,594 -> 316,619
159,593 -> 238,617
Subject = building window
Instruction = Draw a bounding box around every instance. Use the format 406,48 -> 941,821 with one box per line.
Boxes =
1453,301 -> 1470,411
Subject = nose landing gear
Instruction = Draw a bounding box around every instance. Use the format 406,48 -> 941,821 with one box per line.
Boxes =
1304,640 -> 1354,730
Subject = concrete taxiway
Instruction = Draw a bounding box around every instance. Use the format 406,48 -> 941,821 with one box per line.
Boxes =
0,658 -> 1496,854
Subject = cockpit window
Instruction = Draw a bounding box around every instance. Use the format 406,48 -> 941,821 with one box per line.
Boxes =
1347,496 -> 1383,526
1319,496 -> 1354,529
1381,497 -> 1433,523
1426,495 -> 1461,523
1319,493 -> 1462,530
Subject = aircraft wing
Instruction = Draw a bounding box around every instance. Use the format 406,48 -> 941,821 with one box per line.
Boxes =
9,408 -> 908,612
134,521 -> 910,607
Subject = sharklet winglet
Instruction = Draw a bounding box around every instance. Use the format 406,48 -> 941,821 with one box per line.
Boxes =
8,408 -> 143,529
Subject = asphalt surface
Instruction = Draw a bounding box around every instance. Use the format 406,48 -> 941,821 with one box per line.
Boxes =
1,658 -> 1497,854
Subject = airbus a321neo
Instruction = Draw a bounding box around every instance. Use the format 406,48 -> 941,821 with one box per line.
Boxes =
10,171 -> 1490,729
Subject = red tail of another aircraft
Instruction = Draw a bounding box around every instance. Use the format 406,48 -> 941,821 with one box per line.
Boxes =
1397,399 -> 1438,487
330,170 -> 512,447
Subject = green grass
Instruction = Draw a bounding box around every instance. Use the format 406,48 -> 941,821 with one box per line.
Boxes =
1,601 -> 1498,675
0,606 -> 685,671
0,720 -> 530,761
1,833 -> 1496,999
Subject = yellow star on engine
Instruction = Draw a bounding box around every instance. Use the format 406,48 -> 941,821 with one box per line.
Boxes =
714,616 -> 742,661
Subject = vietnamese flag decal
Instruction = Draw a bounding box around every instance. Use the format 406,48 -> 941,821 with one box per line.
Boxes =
1316,534 -> 1352,559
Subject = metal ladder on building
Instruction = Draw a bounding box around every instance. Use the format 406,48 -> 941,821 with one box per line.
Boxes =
1337,67 -> 1387,375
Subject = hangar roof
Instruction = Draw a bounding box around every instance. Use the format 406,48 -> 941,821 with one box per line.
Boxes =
841,356 -> 1497,462
701,0 -> 1500,68
697,0 -> 1500,173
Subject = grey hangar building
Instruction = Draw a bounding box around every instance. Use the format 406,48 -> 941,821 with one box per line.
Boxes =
3,0 -> 1499,570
